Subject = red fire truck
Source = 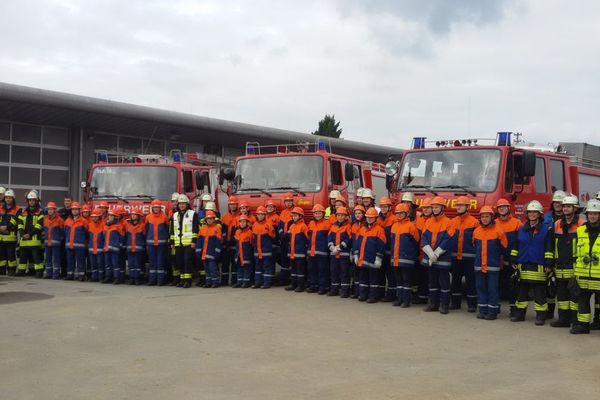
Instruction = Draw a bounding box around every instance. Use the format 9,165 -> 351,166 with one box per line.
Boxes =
82,150 -> 230,214
384,133 -> 600,218
221,140 -> 387,217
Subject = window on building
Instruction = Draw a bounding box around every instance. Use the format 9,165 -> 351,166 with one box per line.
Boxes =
42,169 -> 70,187
12,146 -> 40,165
94,133 -> 119,153
0,166 -> 8,184
0,144 -> 9,162
42,149 -> 70,167
0,123 -> 10,140
119,136 -> 142,154
549,159 -> 565,192
42,127 -> 69,146
12,167 -> 40,186
535,157 -> 547,193
12,124 -> 41,143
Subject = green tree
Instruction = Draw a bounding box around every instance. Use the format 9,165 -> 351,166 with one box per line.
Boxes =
311,114 -> 342,138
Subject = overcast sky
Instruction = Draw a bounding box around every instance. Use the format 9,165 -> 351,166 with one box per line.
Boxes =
1,0 -> 599,148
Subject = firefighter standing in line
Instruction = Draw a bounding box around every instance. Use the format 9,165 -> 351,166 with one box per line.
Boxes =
0,186 -> 5,209
170,194 -> 199,289
362,189 -> 376,211
544,190 -> 567,318
495,198 -> 523,317
328,206 -> 352,297
325,190 -> 341,220
285,207 -> 309,292
571,199 -> 600,334
545,194 -> 585,327
252,206 -> 276,288
355,188 -> 365,208
378,196 -> 397,302
145,199 -> 170,286
125,210 -> 146,285
197,193 -> 213,221
87,208 -> 105,282
168,192 -> 180,286
510,200 -> 553,325
473,206 -> 507,320
421,196 -> 456,314
401,192 -> 421,222
221,196 -> 239,286
307,204 -> 331,294
103,208 -> 124,284
414,197 -> 433,304
350,205 -> 366,298
64,202 -> 88,281
98,201 -> 109,221
278,193 -> 295,285
43,202 -> 64,279
0,190 -> 19,276
389,203 -> 420,307
353,207 -> 386,303
17,191 -> 45,278
449,196 -> 479,312
265,199 -> 281,275
197,210 -> 223,288
233,214 -> 254,288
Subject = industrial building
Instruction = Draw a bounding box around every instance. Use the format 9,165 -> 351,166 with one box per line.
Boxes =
0,82 -> 400,203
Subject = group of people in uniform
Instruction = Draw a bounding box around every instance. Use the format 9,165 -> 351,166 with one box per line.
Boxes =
2,185 -> 600,334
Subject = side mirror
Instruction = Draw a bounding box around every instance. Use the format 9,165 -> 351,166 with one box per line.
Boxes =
80,181 -> 87,189
344,163 -> 354,182
221,167 -> 235,182
521,150 -> 536,177
233,175 -> 242,187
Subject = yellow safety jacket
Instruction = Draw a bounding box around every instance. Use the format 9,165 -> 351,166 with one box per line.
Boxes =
575,224 -> 600,291
18,207 -> 44,247
171,209 -> 197,247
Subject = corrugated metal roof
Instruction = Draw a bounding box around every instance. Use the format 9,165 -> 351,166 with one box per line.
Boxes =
0,82 -> 402,162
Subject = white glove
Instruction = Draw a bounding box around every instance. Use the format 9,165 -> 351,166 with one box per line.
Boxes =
434,247 -> 446,258
374,256 -> 382,269
329,245 -> 336,253
422,245 -> 436,260
428,257 -> 436,267
333,245 -> 341,255
352,254 -> 358,264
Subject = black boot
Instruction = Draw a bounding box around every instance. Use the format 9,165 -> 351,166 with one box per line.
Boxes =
340,291 -> 349,299
484,314 -> 497,320
0,266 -> 6,275
424,304 -> 439,312
182,279 -> 191,288
546,303 -> 555,320
366,297 -> 378,304
7,267 -> 15,276
570,323 -> 590,334
550,310 -> 571,328
393,300 -> 403,307
535,312 -> 546,326
170,277 -> 180,286
35,270 -> 43,279
590,309 -> 600,330
285,285 -> 296,291
510,308 -> 525,322
14,269 -> 25,277
440,304 -> 449,315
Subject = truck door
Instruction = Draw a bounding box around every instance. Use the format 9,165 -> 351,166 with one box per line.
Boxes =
548,158 -> 566,193
328,158 -> 345,194
181,169 -> 197,210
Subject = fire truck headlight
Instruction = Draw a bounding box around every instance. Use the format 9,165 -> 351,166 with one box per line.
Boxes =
385,161 -> 398,176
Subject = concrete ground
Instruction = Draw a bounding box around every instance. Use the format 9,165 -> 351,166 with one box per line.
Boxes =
1,276 -> 599,400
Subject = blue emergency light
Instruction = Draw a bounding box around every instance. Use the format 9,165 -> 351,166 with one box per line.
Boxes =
318,140 -> 327,151
97,151 -> 108,163
246,144 -> 256,155
496,132 -> 512,146
171,149 -> 182,162
412,137 -> 426,149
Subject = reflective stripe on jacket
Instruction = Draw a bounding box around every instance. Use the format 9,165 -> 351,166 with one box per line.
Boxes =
390,218 -> 420,268
44,215 -> 64,247
252,220 -> 276,259
64,216 -> 88,250
197,223 -> 223,261
473,223 -> 507,273
450,213 -> 479,259
308,219 -> 331,257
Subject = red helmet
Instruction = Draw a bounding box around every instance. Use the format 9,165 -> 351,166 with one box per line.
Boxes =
227,196 -> 239,205
265,199 -> 276,207
255,206 -> 267,214
284,193 -> 295,201
46,202 -> 58,209
394,203 -> 410,214
365,208 -> 379,218
496,198 -> 510,208
238,214 -> 250,222
91,208 -> 103,217
336,207 -> 349,216
291,207 -> 304,216
379,196 -> 393,206
205,211 -> 217,219
81,204 -> 91,212
71,202 -> 81,209
129,208 -> 143,216
334,195 -> 347,205
114,206 -> 125,216
312,204 -> 326,213
99,201 -> 109,208
456,196 -> 470,206
431,196 -> 446,206
239,202 -> 249,209
151,199 -> 162,208
421,198 -> 432,208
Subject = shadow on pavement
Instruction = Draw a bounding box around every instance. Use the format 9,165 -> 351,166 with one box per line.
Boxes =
0,291 -> 55,304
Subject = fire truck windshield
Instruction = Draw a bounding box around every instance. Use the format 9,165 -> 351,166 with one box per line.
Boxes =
89,165 -> 177,200
233,155 -> 323,193
398,148 -> 501,193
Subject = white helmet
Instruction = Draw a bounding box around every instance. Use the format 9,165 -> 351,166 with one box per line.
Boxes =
4,189 -> 15,198
356,188 -> 365,198
562,195 -> 579,206
26,190 -> 39,200
177,194 -> 190,204
595,191 -> 600,201
201,193 -> 213,202
526,200 -> 544,213
362,188 -> 375,199
171,192 -> 180,201
0,186 -> 5,195
551,190 -> 567,203
401,192 -> 415,204
586,199 -> 600,213
204,201 -> 216,211
329,190 -> 341,199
